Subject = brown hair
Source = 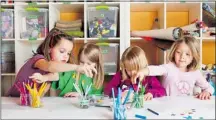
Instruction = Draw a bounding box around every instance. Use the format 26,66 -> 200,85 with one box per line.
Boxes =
76,43 -> 104,89
167,36 -> 200,70
121,46 -> 148,81
36,28 -> 74,62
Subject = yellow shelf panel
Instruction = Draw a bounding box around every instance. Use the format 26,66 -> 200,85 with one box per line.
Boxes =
202,42 -> 215,64
166,12 -> 189,28
130,11 -> 158,31
60,12 -> 83,21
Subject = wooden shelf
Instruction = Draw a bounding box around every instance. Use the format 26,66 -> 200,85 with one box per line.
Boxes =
1,73 -> 16,76
202,38 -> 215,42
2,39 -> 15,42
1,3 -> 14,7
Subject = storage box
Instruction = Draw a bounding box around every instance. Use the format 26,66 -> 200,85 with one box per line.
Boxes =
1,9 -> 14,39
88,6 -> 118,38
19,8 -> 48,40
98,43 -> 119,74
1,52 -> 15,73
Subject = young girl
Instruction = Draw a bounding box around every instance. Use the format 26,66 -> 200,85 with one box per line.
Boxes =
7,28 -> 96,97
133,36 -> 214,100
32,43 -> 104,97
104,46 -> 166,101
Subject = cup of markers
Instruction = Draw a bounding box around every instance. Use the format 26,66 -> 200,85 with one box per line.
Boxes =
112,88 -> 130,120
25,82 -> 48,108
15,81 -> 31,106
73,82 -> 92,109
131,82 -> 146,108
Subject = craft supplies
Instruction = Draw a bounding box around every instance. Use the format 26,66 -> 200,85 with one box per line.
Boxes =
25,82 -> 48,108
87,6 -> 118,38
1,9 -> 14,39
73,83 -> 92,109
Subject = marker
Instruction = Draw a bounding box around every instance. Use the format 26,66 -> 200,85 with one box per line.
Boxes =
147,108 -> 159,115
135,114 -> 146,120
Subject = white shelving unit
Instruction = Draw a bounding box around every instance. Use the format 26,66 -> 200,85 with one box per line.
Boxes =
1,1 -> 215,96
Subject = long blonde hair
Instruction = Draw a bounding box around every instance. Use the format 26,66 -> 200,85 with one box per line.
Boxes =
167,36 -> 200,70
121,46 -> 148,81
76,43 -> 104,89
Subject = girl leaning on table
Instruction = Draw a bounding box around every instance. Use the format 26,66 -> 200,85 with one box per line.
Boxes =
30,43 -> 104,97
132,36 -> 214,100
7,28 -> 96,97
104,46 -> 166,101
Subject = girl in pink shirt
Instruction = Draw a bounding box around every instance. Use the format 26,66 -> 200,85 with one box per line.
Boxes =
133,36 -> 214,100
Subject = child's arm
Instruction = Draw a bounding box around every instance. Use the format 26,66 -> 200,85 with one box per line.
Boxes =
195,71 -> 214,99
144,76 -> 166,98
104,72 -> 121,97
34,59 -> 97,77
133,64 -> 168,84
29,73 -> 59,83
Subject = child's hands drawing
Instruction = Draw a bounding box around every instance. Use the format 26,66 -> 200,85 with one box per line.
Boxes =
76,64 -> 97,78
195,91 -> 211,100
64,92 -> 79,98
29,73 -> 47,83
144,92 -> 153,101
131,70 -> 145,84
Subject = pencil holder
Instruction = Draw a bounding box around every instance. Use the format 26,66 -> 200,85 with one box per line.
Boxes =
88,94 -> 110,106
20,93 -> 30,106
113,104 -> 127,120
132,94 -> 144,108
79,97 -> 90,109
30,94 -> 42,108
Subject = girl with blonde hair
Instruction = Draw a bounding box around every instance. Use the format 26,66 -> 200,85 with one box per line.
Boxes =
31,43 -> 104,97
104,46 -> 166,101
133,36 -> 214,100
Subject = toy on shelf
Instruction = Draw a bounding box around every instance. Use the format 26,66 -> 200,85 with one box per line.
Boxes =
1,52 -> 15,73
88,6 -> 118,38
131,27 -> 184,41
1,9 -> 14,39
201,64 -> 216,96
202,3 -> 215,28
19,8 -> 48,40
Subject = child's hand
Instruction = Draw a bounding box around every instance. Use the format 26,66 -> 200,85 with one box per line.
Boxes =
64,92 -> 79,98
76,64 -> 97,78
29,73 -> 47,83
195,91 -> 211,100
144,92 -> 153,101
132,68 -> 148,84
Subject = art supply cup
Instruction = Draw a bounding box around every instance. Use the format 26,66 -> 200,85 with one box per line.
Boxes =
30,95 -> 42,108
20,93 -> 30,106
88,94 -> 110,106
113,103 -> 127,120
79,97 -> 90,109
132,94 -> 144,108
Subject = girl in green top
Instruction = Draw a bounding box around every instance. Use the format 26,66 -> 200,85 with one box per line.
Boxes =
31,43 -> 104,97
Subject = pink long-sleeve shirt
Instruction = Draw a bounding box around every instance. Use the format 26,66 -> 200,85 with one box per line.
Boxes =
148,62 -> 214,96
